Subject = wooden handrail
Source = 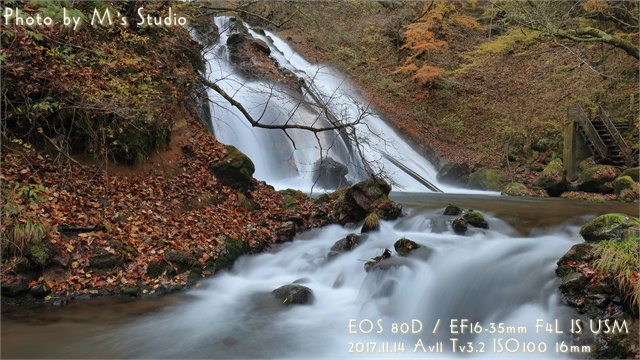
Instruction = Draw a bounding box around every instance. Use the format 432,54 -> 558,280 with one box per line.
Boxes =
572,103 -> 608,159
597,106 -> 633,165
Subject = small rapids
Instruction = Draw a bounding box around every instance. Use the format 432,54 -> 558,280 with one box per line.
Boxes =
34,194 -> 603,359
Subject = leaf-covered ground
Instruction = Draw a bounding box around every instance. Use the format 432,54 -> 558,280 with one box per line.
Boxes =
1,116 -> 333,303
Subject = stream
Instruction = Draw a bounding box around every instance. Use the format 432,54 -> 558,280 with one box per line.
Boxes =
2,194 -> 638,359
2,15 -> 637,360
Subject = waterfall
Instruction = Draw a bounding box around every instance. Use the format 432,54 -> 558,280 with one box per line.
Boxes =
203,17 -> 458,193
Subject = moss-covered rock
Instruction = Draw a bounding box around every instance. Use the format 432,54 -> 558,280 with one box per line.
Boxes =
501,182 -> 531,196
394,238 -> 420,256
613,175 -> 639,202
463,211 -> 489,229
282,195 -> 298,210
332,178 -> 401,223
279,188 -> 304,196
443,204 -> 463,216
452,218 -> 468,235
314,193 -> 332,204
361,213 -> 380,233
146,260 -> 177,278
89,248 -> 124,270
437,161 -> 471,185
579,165 -> 620,193
208,145 -> 255,192
272,284 -> 314,306
579,213 -> 640,242
214,235 -> 247,270
555,243 -> 594,276
619,167 -> 640,182
330,233 -> 368,253
467,168 -> 508,191
533,159 -> 565,196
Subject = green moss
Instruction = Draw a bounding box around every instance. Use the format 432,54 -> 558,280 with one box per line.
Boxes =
613,175 -> 639,202
463,211 -> 489,229
282,195 -> 298,210
214,235 -> 246,270
619,167 -> 640,182
361,213 -> 380,233
443,204 -> 463,216
314,193 -> 331,204
394,237 -> 420,256
279,188 -> 304,196
467,168 -> 508,191
587,196 -> 605,203
501,182 -> 530,196
28,242 -> 49,266
579,214 -> 640,242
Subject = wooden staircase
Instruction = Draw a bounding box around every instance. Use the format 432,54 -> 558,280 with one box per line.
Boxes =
569,103 -> 635,167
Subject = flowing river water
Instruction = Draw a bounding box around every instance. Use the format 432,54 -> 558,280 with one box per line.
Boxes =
3,16 -> 638,360
2,194 -> 638,359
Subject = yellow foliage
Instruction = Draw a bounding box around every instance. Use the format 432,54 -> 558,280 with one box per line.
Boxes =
397,1 -> 479,86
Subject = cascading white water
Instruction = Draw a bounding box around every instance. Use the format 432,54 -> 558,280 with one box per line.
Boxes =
204,17 -> 460,193
63,196 -> 589,359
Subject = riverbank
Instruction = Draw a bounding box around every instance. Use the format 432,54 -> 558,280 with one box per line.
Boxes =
1,112 -> 335,305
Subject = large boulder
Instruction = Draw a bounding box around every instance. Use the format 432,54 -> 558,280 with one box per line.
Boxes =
501,182 -> 531,196
619,167 -> 640,182
467,168 -> 508,191
437,162 -> 471,185
332,178 -> 402,223
579,213 -> 640,242
208,145 -> 255,192
463,211 -> 489,229
578,165 -> 620,193
533,159 -> 565,196
613,175 -> 640,202
272,284 -> 314,306
314,157 -> 349,189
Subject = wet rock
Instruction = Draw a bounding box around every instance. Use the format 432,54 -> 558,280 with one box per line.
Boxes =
361,213 -> 380,233
365,257 -> 409,272
331,233 -> 368,253
467,168 -> 508,191
393,238 -> 420,257
314,157 -> 349,189
579,213 -> 640,242
452,218 -> 468,235
165,250 -> 198,273
437,161 -> 471,185
146,260 -> 177,278
281,195 -> 298,210
584,294 -> 608,309
555,243 -> 594,277
579,165 -> 620,193
275,221 -> 298,243
332,178 -> 402,224
89,248 -> 124,270
463,211 -> 489,229
208,145 -> 255,193
619,167 -> 640,182
560,272 -> 588,291
373,279 -> 398,298
1,278 -> 29,297
443,204 -> 463,216
533,159 -> 565,197
272,284 -> 314,306
29,282 -> 51,298
501,182 -> 530,196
